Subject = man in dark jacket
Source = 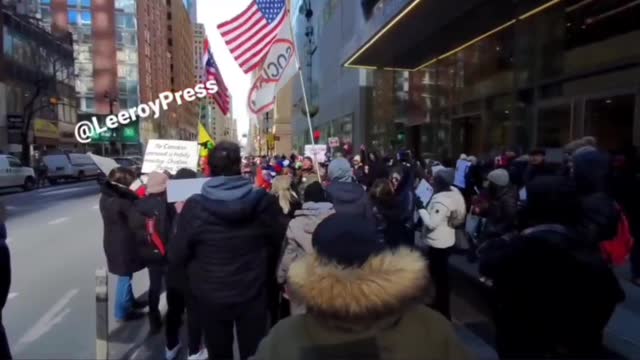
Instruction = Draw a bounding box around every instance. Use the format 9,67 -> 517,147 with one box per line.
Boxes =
572,148 -> 620,245
483,169 -> 518,238
479,176 -> 624,359
325,158 -> 375,224
0,201 -> 11,359
523,148 -> 555,185
169,141 -> 285,360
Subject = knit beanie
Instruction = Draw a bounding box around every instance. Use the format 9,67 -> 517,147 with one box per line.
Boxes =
304,181 -> 326,203
488,168 -> 510,187
434,168 -> 455,186
312,213 -> 385,267
174,168 -> 198,180
328,158 -> 354,182
146,171 -> 169,194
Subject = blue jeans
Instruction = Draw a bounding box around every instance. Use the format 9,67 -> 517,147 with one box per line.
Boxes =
115,275 -> 134,320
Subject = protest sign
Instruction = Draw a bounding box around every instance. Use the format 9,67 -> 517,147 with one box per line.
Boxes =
167,177 -> 209,203
454,159 -> 471,189
415,179 -> 434,205
328,137 -> 340,148
304,144 -> 326,163
88,153 -> 119,175
141,139 -> 199,174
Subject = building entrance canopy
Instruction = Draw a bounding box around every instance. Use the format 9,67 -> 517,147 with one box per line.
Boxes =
343,0 -> 560,71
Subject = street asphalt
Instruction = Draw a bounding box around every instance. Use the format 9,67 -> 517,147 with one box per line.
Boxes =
2,181 -> 161,360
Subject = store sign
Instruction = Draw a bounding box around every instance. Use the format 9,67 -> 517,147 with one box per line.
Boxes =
34,119 -> 59,139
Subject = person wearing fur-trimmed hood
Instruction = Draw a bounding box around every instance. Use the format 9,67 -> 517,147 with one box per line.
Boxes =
251,214 -> 470,360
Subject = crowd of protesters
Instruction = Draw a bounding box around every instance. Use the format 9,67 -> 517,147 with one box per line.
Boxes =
91,136 -> 638,360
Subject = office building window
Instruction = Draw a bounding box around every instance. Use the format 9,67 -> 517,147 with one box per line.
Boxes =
81,0 -> 90,7
68,10 -> 78,25
80,11 -> 91,25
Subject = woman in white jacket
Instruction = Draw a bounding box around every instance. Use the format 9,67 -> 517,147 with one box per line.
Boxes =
418,168 -> 467,319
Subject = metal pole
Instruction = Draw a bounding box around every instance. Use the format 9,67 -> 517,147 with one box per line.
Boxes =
95,268 -> 108,360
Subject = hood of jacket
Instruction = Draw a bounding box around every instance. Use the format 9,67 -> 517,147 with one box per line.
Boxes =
431,187 -> 467,227
288,247 -> 427,321
293,202 -> 335,234
326,182 -> 366,205
196,175 -> 268,222
573,149 -> 610,195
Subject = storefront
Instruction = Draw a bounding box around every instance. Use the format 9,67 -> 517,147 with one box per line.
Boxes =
344,0 -> 640,160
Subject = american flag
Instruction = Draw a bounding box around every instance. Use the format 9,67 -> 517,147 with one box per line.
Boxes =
218,0 -> 287,74
203,38 -> 231,115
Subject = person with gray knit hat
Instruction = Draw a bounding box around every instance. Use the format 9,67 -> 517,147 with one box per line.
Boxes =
417,167 -> 467,319
482,168 -> 518,239
325,158 -> 375,223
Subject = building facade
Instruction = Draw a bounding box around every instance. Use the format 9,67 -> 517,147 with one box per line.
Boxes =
343,0 -> 640,161
193,22 -> 217,138
137,0 -> 170,143
167,0 -> 196,140
0,3 -> 77,159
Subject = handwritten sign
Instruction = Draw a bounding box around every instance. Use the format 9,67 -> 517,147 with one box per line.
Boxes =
87,153 -> 119,175
304,144 -> 326,164
141,139 -> 199,174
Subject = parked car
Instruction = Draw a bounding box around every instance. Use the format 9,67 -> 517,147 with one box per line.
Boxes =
43,153 -> 100,184
0,155 -> 36,191
96,156 -> 142,185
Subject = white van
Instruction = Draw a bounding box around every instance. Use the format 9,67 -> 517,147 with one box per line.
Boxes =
0,155 -> 36,190
43,153 -> 100,184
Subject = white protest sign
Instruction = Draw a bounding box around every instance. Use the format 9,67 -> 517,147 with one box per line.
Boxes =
415,179 -> 434,205
167,177 -> 209,203
87,153 -> 119,175
454,159 -> 471,189
304,144 -> 326,164
328,137 -> 340,148
141,139 -> 199,174
248,24 -> 298,115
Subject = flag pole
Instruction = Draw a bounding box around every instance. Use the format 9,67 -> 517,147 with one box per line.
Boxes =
287,13 -> 323,179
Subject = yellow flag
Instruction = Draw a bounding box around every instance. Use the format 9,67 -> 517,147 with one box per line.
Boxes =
198,123 -> 214,157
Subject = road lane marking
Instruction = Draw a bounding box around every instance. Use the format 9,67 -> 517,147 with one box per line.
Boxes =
48,217 -> 70,225
6,206 -> 17,210
92,204 -> 99,210
6,238 -> 11,245
41,188 -> 90,196
8,292 -> 18,300
14,289 -> 79,352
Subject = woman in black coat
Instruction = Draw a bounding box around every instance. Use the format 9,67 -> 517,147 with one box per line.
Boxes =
99,167 -> 147,321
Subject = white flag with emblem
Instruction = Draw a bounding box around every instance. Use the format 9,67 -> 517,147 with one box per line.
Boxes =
248,17 -> 298,115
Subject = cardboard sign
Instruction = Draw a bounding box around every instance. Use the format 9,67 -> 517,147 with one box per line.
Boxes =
304,144 -> 326,164
88,153 -> 119,175
141,140 -> 199,174
166,178 -> 209,203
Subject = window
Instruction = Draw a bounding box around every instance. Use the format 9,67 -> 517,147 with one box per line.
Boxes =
81,0 -> 90,7
3,27 -> 11,56
41,0 -> 51,3
68,0 -> 77,6
8,157 -> 22,168
80,11 -> 91,25
68,10 -> 79,25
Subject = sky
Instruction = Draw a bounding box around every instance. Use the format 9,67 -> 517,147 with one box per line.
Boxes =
197,0 -> 253,143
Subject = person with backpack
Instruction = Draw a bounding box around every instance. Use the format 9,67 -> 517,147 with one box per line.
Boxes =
134,171 -> 174,333
478,176 -> 624,359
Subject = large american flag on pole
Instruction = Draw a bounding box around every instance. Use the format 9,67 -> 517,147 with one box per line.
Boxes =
217,0 -> 287,74
203,38 -> 230,115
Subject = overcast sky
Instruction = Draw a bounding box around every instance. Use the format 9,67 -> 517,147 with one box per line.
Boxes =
197,0 -> 252,142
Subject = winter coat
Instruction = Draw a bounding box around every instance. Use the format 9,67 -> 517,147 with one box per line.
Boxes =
483,185 -> 518,238
326,181 -> 375,224
573,150 -> 620,245
168,175 -> 286,304
478,224 -> 624,358
276,202 -> 334,284
418,187 -> 467,249
295,169 -> 320,202
99,181 -> 147,276
252,248 -> 470,360
135,193 -> 175,266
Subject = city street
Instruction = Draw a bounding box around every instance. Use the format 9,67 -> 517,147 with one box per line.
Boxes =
1,182 -> 158,359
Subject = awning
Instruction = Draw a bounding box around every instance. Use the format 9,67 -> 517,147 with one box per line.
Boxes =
342,0 -> 562,71
34,119 -> 59,140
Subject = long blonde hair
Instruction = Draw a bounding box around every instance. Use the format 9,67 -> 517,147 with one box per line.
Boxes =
271,175 -> 298,214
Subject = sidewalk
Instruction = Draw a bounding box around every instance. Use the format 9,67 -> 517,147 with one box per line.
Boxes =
449,254 -> 640,359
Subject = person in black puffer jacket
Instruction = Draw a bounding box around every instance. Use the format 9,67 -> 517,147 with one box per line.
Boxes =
479,176 -> 624,359
99,167 -> 147,322
571,148 -> 620,246
169,141 -> 286,360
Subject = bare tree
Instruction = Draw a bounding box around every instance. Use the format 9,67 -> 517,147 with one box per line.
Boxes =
18,29 -> 75,165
